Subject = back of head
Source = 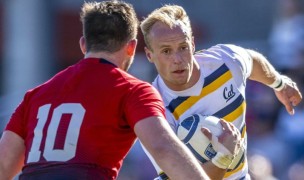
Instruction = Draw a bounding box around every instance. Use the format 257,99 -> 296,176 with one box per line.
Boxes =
140,5 -> 192,49
80,1 -> 139,53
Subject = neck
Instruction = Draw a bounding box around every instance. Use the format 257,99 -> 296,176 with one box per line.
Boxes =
183,61 -> 200,90
84,50 -> 126,70
190,61 -> 201,87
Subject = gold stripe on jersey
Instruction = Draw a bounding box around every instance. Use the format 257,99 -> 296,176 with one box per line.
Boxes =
167,64 -> 232,120
241,124 -> 246,138
213,94 -> 246,122
223,101 -> 246,122
224,160 -> 246,178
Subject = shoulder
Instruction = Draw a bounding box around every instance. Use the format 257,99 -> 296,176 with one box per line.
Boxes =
116,71 -> 162,102
195,44 -> 250,60
122,70 -> 156,92
195,44 -> 252,76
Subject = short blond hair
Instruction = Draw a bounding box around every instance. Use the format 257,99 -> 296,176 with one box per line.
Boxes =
140,5 -> 192,49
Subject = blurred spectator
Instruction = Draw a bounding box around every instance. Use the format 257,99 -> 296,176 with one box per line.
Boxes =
248,153 -> 278,180
268,0 -> 304,79
245,81 -> 280,135
248,130 -> 291,179
275,95 -> 304,162
288,161 -> 304,180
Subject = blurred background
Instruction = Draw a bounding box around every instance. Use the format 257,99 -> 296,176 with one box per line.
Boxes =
0,0 -> 304,179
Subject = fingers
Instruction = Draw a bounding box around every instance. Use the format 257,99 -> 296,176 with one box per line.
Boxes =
289,82 -> 302,103
218,119 -> 240,141
219,119 -> 233,133
275,77 -> 302,115
290,95 -> 300,106
286,107 -> 295,116
285,83 -> 302,115
290,88 -> 303,106
213,119 -> 242,155
291,94 -> 302,106
287,82 -> 302,114
282,99 -> 295,115
201,127 -> 212,141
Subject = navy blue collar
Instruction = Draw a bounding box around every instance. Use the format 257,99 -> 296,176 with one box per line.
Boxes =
99,58 -> 117,67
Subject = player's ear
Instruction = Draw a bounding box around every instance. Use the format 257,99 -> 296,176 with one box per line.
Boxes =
127,39 -> 137,56
144,47 -> 153,63
79,36 -> 86,55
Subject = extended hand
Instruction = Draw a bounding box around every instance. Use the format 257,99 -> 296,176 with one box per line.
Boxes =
274,75 -> 302,115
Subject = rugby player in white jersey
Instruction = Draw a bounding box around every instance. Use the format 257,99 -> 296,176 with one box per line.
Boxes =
140,4 -> 302,180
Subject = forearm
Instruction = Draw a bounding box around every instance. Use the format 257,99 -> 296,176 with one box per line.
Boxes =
135,117 -> 209,180
247,49 -> 281,86
0,159 -> 23,179
0,131 -> 25,179
0,156 -> 17,179
201,161 -> 226,180
153,140 -> 210,180
0,166 -> 9,180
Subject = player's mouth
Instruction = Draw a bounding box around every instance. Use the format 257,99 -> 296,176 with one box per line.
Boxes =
173,70 -> 185,74
173,69 -> 186,74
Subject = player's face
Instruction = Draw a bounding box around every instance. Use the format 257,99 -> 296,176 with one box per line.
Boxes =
145,22 -> 198,91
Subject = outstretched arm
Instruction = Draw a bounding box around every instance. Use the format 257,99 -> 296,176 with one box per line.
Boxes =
247,49 -> 302,115
0,131 -> 25,179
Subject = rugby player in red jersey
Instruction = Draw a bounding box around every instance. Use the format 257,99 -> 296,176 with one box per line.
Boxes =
0,1 -> 210,180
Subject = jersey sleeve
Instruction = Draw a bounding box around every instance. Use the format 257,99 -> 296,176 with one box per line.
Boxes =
219,44 -> 253,80
124,83 -> 166,129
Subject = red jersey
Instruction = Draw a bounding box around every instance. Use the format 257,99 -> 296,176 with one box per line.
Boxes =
5,58 -> 165,179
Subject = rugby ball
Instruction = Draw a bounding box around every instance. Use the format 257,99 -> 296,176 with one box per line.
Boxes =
177,114 -> 245,170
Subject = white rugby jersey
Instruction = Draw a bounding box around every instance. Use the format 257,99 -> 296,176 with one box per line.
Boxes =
147,44 -> 253,180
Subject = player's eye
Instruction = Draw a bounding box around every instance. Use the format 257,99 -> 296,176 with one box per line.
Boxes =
180,45 -> 189,51
162,49 -> 171,54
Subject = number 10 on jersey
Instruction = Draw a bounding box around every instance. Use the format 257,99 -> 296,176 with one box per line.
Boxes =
27,103 -> 85,163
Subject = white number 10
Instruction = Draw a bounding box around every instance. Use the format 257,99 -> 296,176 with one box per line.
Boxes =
27,103 -> 85,163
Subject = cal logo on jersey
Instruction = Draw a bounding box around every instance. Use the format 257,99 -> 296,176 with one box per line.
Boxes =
223,84 -> 235,102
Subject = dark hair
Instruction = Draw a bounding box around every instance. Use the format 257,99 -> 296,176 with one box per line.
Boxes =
80,1 -> 139,53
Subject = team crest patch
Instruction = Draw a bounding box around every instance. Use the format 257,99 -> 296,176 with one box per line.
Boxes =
204,143 -> 216,159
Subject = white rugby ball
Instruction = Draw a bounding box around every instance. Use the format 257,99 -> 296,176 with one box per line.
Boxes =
177,114 -> 245,170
